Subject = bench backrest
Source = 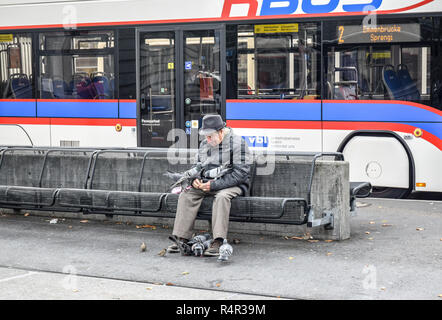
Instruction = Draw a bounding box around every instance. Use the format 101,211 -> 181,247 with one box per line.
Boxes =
40,150 -> 94,189
0,150 -> 46,187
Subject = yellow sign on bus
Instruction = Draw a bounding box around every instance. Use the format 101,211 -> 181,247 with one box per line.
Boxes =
0,34 -> 13,42
255,24 -> 299,34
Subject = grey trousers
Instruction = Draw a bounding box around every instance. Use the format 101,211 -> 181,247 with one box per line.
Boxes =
172,186 -> 242,240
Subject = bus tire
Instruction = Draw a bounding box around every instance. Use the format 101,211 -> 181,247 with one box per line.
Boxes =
370,187 -> 411,199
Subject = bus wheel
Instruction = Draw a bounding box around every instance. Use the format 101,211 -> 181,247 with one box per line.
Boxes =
370,187 -> 410,199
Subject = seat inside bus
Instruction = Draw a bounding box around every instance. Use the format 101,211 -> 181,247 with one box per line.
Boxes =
91,72 -> 112,99
397,64 -> 421,101
10,73 -> 32,99
383,64 -> 420,101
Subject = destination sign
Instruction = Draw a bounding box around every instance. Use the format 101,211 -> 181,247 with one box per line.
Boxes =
337,23 -> 421,44
255,23 -> 298,34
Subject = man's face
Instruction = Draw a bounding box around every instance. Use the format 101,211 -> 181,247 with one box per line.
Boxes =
205,130 -> 224,147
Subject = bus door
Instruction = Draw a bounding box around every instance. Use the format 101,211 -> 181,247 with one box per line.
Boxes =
137,26 -> 224,148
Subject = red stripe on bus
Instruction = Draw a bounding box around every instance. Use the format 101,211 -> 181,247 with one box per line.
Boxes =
0,99 -> 35,102
50,118 -> 136,126
378,0 -> 434,14
0,117 -> 50,125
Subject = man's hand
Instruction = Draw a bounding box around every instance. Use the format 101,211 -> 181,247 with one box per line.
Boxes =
192,179 -> 203,189
200,181 -> 211,192
192,179 -> 211,192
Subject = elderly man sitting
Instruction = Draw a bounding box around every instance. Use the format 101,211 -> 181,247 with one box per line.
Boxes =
169,114 -> 251,256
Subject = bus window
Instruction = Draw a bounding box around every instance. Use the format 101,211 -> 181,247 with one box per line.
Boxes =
118,28 -> 136,100
324,17 -> 442,110
0,33 -> 34,99
227,23 -> 321,100
38,31 -> 115,100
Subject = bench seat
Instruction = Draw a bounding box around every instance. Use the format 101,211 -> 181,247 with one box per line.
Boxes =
55,188 -> 165,213
163,193 -> 308,224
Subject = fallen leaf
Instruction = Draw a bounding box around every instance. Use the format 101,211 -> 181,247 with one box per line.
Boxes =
365,231 -> 371,235
166,282 -> 174,286
146,287 -> 153,291
136,224 -> 156,230
80,220 -> 89,223
24,213 -> 30,217
382,224 -> 392,227
182,271 -> 189,275
326,252 -> 333,256
416,227 -> 424,231
369,221 -> 376,225
308,240 -> 319,243
356,202 -> 370,208
72,289 -> 79,293
368,237 -> 374,240
158,249 -> 167,257
215,283 -> 221,287
324,240 -> 333,243
380,287 -> 386,291
290,236 -> 304,240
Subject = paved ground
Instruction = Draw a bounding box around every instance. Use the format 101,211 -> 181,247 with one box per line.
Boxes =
0,198 -> 440,300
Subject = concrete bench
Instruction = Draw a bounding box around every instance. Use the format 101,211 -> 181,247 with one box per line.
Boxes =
0,147 -> 371,240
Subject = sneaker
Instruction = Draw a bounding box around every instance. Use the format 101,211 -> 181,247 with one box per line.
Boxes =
167,243 -> 180,253
203,239 -> 222,256
168,235 -> 192,256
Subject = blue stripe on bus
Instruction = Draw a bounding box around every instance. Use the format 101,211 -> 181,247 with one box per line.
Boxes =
323,101 -> 442,122
37,100 -> 118,118
119,101 -> 137,119
0,100 -> 36,117
226,101 -> 321,121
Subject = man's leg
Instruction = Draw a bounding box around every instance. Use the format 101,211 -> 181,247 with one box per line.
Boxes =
172,188 -> 206,240
211,186 -> 242,240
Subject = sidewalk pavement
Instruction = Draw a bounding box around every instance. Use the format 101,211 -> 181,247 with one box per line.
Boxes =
0,198 -> 440,300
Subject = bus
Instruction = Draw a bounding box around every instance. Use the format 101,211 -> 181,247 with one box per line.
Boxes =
0,0 -> 441,198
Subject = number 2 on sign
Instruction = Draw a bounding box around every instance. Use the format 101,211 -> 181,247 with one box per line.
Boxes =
338,25 -> 345,44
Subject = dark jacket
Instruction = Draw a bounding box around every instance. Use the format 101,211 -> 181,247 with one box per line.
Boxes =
194,128 -> 252,196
